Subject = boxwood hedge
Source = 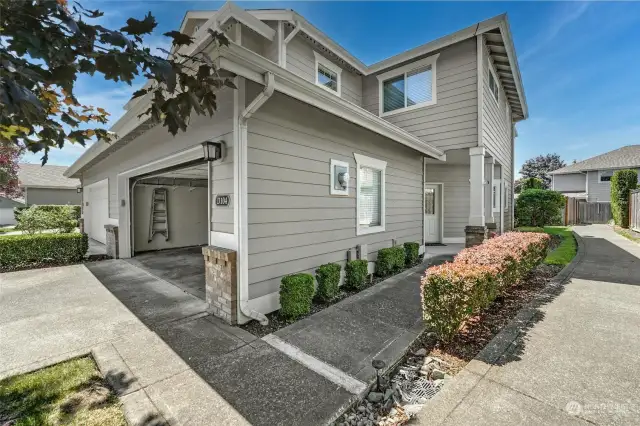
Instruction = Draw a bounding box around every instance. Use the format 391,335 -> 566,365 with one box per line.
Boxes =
279,273 -> 315,319
0,232 -> 89,271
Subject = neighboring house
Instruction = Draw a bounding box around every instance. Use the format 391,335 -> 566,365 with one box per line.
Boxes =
550,145 -> 640,203
18,163 -> 81,205
64,2 -> 528,323
0,196 -> 25,226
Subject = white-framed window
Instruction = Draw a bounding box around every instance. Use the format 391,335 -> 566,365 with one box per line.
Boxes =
330,159 -> 350,196
354,153 -> 387,235
599,169 -> 614,183
504,182 -> 509,209
314,51 -> 342,96
377,54 -> 439,117
488,66 -> 499,103
492,179 -> 501,213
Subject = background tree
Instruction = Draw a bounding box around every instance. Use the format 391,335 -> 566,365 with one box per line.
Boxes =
519,153 -> 565,189
1,0 -> 235,164
514,177 -> 544,194
0,142 -> 23,198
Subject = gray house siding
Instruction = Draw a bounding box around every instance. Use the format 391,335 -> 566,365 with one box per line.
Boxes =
362,38 -> 478,152
25,188 -> 81,205
82,88 -> 234,222
481,40 -> 514,231
424,162 -> 469,239
247,93 -> 423,302
285,33 -> 363,106
586,168 -> 640,203
553,173 -> 586,193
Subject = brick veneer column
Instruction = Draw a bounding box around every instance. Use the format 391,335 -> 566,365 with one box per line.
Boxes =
465,225 -> 488,248
104,224 -> 119,258
202,246 -> 238,325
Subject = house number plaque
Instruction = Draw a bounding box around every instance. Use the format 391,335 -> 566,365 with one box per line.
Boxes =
215,194 -> 230,207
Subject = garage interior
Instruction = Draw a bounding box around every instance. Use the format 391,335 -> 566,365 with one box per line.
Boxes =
126,162 -> 209,300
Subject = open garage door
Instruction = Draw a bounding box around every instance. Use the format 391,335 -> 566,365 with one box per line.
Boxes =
84,180 -> 109,244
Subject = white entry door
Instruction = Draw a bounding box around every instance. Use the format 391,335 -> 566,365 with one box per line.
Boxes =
424,184 -> 440,243
84,180 -> 109,244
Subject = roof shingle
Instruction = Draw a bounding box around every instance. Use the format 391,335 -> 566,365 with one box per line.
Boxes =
550,145 -> 640,175
18,164 -> 80,189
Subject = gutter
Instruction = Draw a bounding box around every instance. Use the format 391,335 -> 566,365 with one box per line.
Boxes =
236,72 -> 275,325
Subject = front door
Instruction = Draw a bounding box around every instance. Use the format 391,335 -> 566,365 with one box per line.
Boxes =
424,184 -> 440,243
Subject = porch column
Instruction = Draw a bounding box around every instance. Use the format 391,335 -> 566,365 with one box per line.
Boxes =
466,147 -> 487,247
485,156 -> 496,230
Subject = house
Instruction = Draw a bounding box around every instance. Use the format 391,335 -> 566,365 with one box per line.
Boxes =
550,145 -> 640,203
64,2 -> 528,324
18,163 -> 81,206
0,196 -> 25,226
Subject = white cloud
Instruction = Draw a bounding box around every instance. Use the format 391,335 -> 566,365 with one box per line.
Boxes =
521,2 -> 591,62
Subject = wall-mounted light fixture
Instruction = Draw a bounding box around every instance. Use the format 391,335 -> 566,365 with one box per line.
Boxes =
330,159 -> 349,196
76,187 -> 83,194
202,140 -> 226,162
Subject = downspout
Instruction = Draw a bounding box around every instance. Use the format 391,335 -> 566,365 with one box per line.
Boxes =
237,72 -> 275,325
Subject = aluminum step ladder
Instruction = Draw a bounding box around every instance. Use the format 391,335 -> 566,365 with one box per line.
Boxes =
148,188 -> 169,242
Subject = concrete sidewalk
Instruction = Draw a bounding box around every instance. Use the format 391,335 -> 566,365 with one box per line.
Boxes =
414,225 -> 640,426
0,245 -> 461,425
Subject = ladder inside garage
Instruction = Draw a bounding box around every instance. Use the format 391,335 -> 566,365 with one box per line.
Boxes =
149,188 -> 169,242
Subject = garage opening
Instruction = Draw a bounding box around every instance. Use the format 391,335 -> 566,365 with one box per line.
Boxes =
129,162 -> 209,300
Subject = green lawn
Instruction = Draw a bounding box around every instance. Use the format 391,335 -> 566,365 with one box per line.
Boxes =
517,226 -> 577,266
0,357 -> 126,426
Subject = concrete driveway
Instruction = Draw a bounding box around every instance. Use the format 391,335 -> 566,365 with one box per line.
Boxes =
415,225 -> 640,426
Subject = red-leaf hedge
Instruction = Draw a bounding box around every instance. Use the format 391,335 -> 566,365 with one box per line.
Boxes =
421,232 -> 550,341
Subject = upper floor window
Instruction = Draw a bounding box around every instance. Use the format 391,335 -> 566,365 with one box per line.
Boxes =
599,170 -> 614,183
488,68 -> 499,103
314,52 -> 342,96
377,54 -> 439,117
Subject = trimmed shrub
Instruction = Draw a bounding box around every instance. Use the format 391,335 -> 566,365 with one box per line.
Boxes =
0,232 -> 89,271
15,205 -> 79,234
611,169 -> 638,228
404,242 -> 420,266
279,273 -> 315,320
515,189 -> 565,227
421,232 -> 550,341
375,246 -> 405,276
315,263 -> 341,302
345,260 -> 368,290
14,205 -> 81,222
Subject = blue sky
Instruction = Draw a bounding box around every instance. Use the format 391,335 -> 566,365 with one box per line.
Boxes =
23,1 -> 640,176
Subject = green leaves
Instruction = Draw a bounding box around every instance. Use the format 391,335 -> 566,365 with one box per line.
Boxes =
1,0 -> 232,162
120,12 -> 157,36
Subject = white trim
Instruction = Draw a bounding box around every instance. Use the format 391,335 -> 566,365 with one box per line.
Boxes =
424,181 -> 444,244
354,153 -> 387,236
262,334 -> 367,395
377,54 -> 440,117
329,159 -> 349,196
477,35 -> 484,147
443,237 -> 465,244
487,57 -> 500,105
247,292 -> 279,316
598,169 -> 614,183
215,2 -> 275,41
210,231 -> 236,250
313,51 -> 342,96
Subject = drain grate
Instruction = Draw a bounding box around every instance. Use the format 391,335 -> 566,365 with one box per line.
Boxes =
391,365 -> 443,405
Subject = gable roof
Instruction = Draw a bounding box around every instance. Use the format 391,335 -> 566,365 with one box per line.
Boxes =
18,164 -> 79,189
550,145 -> 640,175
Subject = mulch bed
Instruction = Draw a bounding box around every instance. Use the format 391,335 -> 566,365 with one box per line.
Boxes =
241,260 -> 423,338
407,262 -> 562,375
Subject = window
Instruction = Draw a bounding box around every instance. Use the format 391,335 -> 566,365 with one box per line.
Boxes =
599,170 -> 614,183
424,188 -> 435,215
314,52 -> 342,96
492,180 -> 499,213
354,153 -> 387,235
488,67 -> 499,103
377,54 -> 439,116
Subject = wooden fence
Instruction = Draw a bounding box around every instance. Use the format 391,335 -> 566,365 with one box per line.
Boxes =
630,190 -> 640,232
564,198 -> 612,225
